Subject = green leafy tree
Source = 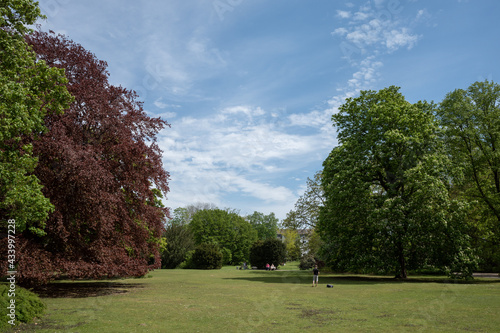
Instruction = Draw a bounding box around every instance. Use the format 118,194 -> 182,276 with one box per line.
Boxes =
282,171 -> 325,260
191,243 -> 223,270
0,1 -> 73,235
282,229 -> 302,261
301,229 -> 323,259
249,238 -> 286,269
170,203 -> 217,226
282,171 -> 324,230
319,86 -> 477,278
170,207 -> 190,226
189,209 -> 257,264
161,223 -> 195,269
246,211 -> 279,240
438,80 -> 500,271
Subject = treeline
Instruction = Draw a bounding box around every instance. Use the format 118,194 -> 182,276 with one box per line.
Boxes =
161,205 -> 285,269
286,82 -> 500,279
2,1 -> 498,285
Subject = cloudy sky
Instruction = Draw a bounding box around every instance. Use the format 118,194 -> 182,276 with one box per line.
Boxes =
35,0 -> 500,220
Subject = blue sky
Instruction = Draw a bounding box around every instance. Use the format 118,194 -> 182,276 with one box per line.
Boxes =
35,0 -> 500,220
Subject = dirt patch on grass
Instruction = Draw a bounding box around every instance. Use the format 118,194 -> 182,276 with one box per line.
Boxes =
301,309 -> 338,318
32,281 -> 143,298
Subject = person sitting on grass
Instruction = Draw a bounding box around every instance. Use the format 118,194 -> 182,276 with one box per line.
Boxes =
270,264 -> 275,271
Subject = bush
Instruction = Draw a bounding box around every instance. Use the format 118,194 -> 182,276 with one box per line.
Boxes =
250,239 -> 286,269
191,243 -> 223,270
178,250 -> 195,269
221,247 -> 232,265
0,284 -> 46,330
299,255 -> 316,270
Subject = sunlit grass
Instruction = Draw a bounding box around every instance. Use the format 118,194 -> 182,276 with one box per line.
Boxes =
5,265 -> 500,332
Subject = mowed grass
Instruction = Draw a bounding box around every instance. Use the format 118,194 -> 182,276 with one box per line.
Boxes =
6,265 -> 500,333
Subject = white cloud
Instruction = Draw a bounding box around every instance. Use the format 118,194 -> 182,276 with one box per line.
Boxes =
416,9 -> 425,20
221,105 -> 265,117
337,10 -> 351,19
154,97 -> 181,110
332,4 -> 420,55
347,57 -> 383,90
353,11 -> 371,21
160,104 -> 336,213
332,27 -> 348,36
384,28 -> 419,51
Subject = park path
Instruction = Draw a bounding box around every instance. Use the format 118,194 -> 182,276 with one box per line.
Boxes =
473,273 -> 499,278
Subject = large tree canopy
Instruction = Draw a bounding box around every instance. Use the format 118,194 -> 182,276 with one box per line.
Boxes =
190,208 -> 257,264
0,1 -> 72,235
319,86 -> 476,278
246,211 -> 279,241
438,80 -> 500,270
10,31 -> 170,285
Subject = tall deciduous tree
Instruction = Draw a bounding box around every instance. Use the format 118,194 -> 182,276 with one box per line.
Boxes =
246,211 -> 279,240
190,208 -> 257,264
282,171 -> 324,230
0,1 -> 72,235
438,80 -> 500,270
14,31 -> 170,285
281,229 -> 302,261
319,86 -> 477,278
161,222 -> 195,269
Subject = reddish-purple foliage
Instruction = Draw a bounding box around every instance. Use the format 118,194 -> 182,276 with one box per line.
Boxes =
15,31 -> 170,285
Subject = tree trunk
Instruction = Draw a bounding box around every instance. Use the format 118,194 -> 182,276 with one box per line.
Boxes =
396,246 -> 407,279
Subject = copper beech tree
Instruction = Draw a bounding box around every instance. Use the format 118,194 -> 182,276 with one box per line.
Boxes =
15,31 -> 170,285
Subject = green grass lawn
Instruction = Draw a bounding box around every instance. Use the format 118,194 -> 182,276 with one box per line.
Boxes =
4,265 -> 500,332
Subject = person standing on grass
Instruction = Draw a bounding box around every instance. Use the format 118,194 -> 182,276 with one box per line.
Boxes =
312,265 -> 319,287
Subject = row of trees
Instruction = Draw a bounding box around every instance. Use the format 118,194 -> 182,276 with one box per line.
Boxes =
161,205 -> 288,269
178,81 -> 499,278
1,1 -> 170,285
316,82 -> 500,278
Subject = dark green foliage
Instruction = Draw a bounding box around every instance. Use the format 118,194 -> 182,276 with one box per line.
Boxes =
438,80 -> 500,272
299,255 -> 317,270
249,238 -> 286,269
191,243 -> 223,270
178,250 -> 195,269
161,224 -> 195,269
0,284 -> 46,329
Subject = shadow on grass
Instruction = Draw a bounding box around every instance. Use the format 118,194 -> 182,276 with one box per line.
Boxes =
224,270 -> 500,286
31,281 -> 144,298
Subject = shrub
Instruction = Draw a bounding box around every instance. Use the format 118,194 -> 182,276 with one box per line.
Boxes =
178,250 -> 195,269
0,284 -> 46,330
191,243 -> 223,270
221,247 -> 232,265
250,239 -> 286,269
299,255 -> 316,270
